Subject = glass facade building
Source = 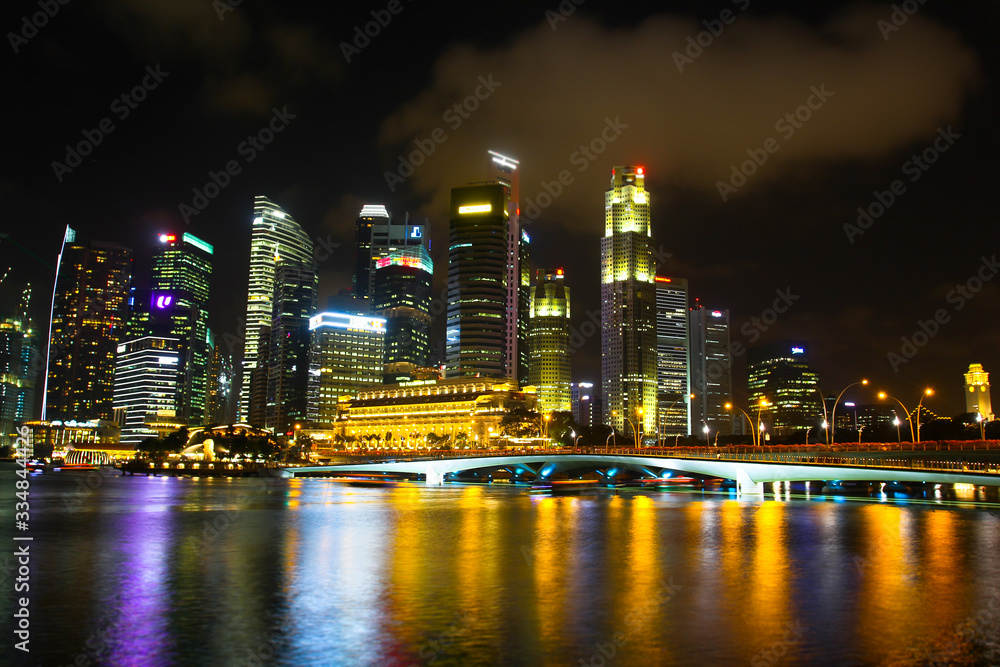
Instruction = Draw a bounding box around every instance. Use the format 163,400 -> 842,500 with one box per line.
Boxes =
306,312 -> 386,426
373,245 -> 433,384
528,269 -> 571,413
112,336 -> 180,445
265,261 -> 317,434
747,341 -> 824,436
689,305 -> 735,436
655,276 -> 690,436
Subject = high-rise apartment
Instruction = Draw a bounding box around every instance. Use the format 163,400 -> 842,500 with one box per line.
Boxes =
45,228 -> 132,422
601,166 -> 657,435
528,269 -> 571,413
655,276 -> 690,436
689,305 -> 735,436
239,196 -> 313,422
265,261 -> 317,433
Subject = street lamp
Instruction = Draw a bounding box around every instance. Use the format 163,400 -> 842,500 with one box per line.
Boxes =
756,399 -> 770,446
814,387 -> 831,445
915,388 -> 933,443
660,393 -> 694,445
725,402 -> 757,447
805,427 -> 812,445
605,432 -> 615,453
892,415 -> 901,443
878,392 -> 915,442
830,379 -> 869,444
857,425 -> 865,445
702,422 -> 710,447
977,413 -> 986,441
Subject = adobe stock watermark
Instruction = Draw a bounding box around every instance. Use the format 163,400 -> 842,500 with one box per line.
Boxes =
716,84 -> 833,202
178,106 -> 297,224
750,620 -> 808,667
384,74 -> 502,192
546,0 -> 585,31
844,126 -> 960,244
887,254 -> 998,372
8,0 -> 71,54
51,65 -> 170,183
577,578 -> 683,666
672,0 -> 751,73
520,116 -> 629,223
878,0 -> 928,41
409,612 -> 475,665
340,0 -> 412,63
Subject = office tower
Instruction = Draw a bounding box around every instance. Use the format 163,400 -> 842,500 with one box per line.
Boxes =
601,165 -> 657,436
528,269 -> 571,413
689,305 -> 735,435
0,286 -> 40,446
374,245 -> 433,383
151,232 -> 213,425
571,382 -> 596,428
353,205 -> 428,306
248,326 -> 270,427
265,261 -> 317,434
240,196 -> 313,422
45,228 -> 132,422
446,182 -> 508,379
206,334 -> 233,425
747,341 -> 824,436
306,312 -> 386,425
488,151 -> 530,384
112,336 -> 181,445
655,276 -> 691,437
965,363 -> 993,420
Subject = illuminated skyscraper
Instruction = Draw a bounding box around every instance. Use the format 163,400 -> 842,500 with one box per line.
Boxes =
205,334 -> 233,425
747,341 -> 823,436
239,196 -> 313,422
445,151 -> 529,382
265,261 -> 317,434
151,232 -> 213,424
601,166 -> 656,435
374,245 -> 433,383
655,276 -> 690,436
45,229 -> 132,421
446,183 -> 508,379
353,205 -> 428,307
689,305 -> 735,436
965,363 -> 993,420
571,382 -> 597,428
112,336 -> 181,445
307,312 -> 385,425
528,269 -> 571,413
1,285 -> 40,445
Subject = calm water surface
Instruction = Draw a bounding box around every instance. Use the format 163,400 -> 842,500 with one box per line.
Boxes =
3,471 -> 1000,666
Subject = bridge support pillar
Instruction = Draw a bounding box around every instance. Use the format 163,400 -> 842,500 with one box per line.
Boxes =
736,468 -> 764,495
425,464 -> 443,485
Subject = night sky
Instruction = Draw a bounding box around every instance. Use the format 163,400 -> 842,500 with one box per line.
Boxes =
2,0 -> 997,416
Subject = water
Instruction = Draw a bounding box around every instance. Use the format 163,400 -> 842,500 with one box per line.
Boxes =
3,471 -> 1000,666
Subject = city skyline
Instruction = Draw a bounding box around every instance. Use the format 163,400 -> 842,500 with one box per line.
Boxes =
2,1 -> 997,417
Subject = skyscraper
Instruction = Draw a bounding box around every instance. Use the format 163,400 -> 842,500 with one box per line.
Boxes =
240,196 -> 313,422
112,336 -> 181,445
45,229 -> 132,422
307,312 -> 386,426
689,305 -> 735,436
488,151 -> 530,384
965,363 -> 993,420
0,286 -> 40,446
353,205 -> 428,306
601,165 -> 657,435
373,245 -> 433,383
151,232 -> 213,425
446,183 -> 508,379
265,261 -> 317,434
528,269 -> 571,413
747,341 -> 823,436
206,334 -> 234,425
655,276 -> 690,436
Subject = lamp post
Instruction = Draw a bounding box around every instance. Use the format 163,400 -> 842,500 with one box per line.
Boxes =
915,388 -> 933,443
756,398 -> 770,447
830,380 -> 868,444
857,425 -> 864,445
605,432 -> 615,453
660,393 -> 694,446
814,387 -> 831,445
892,415 -> 901,443
878,392 -> 915,442
977,413 -> 986,441
805,427 -> 812,445
725,402 -> 757,447
702,422 -> 710,447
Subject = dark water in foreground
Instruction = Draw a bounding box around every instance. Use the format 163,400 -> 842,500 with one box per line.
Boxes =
2,471 -> 1000,666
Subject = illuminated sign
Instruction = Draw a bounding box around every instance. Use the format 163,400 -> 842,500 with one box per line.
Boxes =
182,233 -> 214,255
711,311 -> 723,317
654,276 -> 671,283
409,227 -> 422,238
375,255 -> 432,274
158,234 -> 177,243
458,204 -> 492,214
309,312 -> 386,333
154,294 -> 173,309
791,347 -> 804,354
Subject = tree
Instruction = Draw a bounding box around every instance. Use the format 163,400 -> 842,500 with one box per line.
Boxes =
499,407 -> 540,437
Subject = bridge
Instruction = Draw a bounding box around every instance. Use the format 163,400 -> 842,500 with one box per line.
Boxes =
288,445 -> 1000,493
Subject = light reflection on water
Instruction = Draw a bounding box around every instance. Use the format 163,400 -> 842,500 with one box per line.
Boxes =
5,473 -> 1000,666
